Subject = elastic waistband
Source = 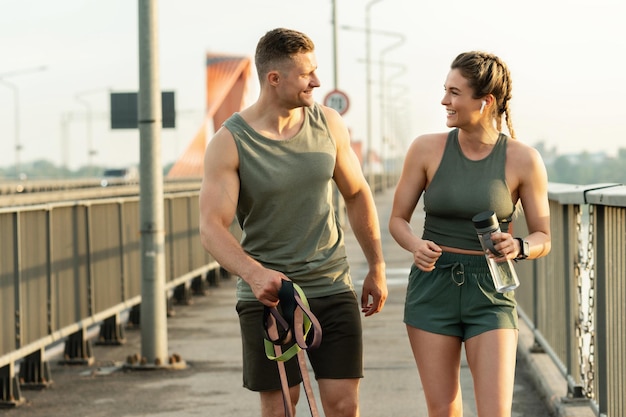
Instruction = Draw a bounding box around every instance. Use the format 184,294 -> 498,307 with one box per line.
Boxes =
435,251 -> 487,269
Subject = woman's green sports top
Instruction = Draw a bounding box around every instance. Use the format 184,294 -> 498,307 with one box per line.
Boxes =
422,128 -> 516,251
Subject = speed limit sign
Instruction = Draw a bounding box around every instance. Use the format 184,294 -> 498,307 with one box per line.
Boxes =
323,89 -> 350,115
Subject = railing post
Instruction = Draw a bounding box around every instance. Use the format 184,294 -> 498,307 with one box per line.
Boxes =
0,362 -> 24,408
593,204 -> 608,415
564,204 -> 585,399
18,348 -> 52,389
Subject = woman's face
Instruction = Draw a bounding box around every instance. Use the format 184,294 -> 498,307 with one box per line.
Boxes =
441,69 -> 482,128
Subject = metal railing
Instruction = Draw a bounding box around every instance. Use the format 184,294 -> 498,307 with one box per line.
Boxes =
513,182 -> 626,417
1,179 -> 624,416
0,180 -> 232,407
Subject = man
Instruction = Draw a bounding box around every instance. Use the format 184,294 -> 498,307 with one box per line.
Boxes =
199,27 -> 387,417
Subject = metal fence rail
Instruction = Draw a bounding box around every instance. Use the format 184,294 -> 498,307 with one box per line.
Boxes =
1,179 -> 625,416
514,183 -> 626,417
0,183 -> 226,407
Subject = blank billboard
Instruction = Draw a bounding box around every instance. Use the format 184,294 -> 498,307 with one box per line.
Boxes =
110,91 -> 175,129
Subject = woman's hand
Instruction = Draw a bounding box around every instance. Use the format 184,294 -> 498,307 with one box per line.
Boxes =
413,239 -> 443,272
489,232 -> 519,261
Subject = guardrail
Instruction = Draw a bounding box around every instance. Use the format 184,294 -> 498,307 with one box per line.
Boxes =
513,182 -> 626,417
2,178 -> 624,416
0,180 -> 233,407
0,178 -> 135,195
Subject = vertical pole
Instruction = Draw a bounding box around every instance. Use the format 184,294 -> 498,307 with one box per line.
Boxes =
379,58 -> 385,186
594,206 -> 608,413
365,5 -> 372,190
330,0 -> 344,224
138,0 -> 168,365
60,113 -> 71,172
0,66 -> 46,178
365,0 -> 382,194
14,85 -> 20,178
13,212 -> 22,350
331,0 -> 339,90
0,80 -> 20,178
75,96 -> 93,168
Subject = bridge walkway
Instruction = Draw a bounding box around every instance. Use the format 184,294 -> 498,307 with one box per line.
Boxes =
2,187 -> 591,417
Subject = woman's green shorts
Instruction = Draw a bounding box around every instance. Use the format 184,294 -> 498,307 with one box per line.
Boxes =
404,252 -> 518,341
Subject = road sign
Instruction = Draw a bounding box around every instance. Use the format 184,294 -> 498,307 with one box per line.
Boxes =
323,89 -> 350,115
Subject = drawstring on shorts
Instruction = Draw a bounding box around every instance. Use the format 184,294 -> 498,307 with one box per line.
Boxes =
437,262 -> 465,286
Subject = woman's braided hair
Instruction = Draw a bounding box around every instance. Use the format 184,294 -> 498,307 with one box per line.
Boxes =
451,51 -> 516,139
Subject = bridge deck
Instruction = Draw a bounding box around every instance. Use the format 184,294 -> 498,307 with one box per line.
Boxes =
2,188 -> 593,417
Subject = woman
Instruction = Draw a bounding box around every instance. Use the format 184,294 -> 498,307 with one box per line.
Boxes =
389,51 -> 551,416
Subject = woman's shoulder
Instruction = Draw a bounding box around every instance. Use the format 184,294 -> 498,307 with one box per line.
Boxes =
506,137 -> 546,170
410,131 -> 450,154
400,132 -> 451,177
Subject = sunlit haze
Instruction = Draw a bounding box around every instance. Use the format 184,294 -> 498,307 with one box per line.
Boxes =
1,0 -> 624,171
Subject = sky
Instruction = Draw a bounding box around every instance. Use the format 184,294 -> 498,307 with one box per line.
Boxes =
0,0 -> 624,172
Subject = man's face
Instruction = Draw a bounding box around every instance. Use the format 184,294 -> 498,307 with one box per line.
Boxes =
276,52 -> 321,109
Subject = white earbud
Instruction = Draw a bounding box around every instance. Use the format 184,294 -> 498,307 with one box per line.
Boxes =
480,100 -> 486,114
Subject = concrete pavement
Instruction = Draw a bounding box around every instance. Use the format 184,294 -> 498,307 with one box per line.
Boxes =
3,187 -> 595,417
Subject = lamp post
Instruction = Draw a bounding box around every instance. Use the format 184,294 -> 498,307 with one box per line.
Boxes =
75,89 -> 106,169
60,112 -> 75,172
379,34 -> 405,187
331,0 -> 339,90
364,60 -> 406,188
365,0 -> 384,191
0,66 -> 47,178
342,21 -> 406,190
382,70 -> 409,184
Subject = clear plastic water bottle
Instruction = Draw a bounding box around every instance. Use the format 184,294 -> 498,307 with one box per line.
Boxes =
472,210 -> 520,293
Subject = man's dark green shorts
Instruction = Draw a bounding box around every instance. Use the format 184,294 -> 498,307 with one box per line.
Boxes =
404,252 -> 518,341
236,290 -> 363,392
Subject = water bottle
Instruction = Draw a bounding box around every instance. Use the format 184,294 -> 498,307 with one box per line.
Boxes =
472,210 -> 520,293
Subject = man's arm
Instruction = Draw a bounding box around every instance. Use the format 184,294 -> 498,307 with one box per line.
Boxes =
322,106 -> 387,316
198,127 -> 284,307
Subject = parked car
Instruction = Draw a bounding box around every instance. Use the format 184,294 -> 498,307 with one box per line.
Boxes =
100,167 -> 139,187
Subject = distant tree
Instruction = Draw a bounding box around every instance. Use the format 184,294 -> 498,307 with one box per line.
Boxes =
547,150 -> 626,185
74,165 -> 105,179
2,146 -> 623,185
533,140 -> 558,162
28,159 -> 63,179
575,152 -> 596,184
548,156 -> 575,183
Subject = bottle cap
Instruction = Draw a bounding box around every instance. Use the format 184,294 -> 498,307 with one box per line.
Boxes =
472,210 -> 498,230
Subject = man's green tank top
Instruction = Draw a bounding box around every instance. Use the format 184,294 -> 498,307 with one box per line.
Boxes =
223,103 -> 353,301
422,128 -> 515,251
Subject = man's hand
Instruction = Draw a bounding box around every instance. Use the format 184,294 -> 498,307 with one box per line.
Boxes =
248,269 -> 289,307
360,268 -> 388,317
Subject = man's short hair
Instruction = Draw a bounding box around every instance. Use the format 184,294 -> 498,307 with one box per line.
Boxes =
255,28 -> 315,82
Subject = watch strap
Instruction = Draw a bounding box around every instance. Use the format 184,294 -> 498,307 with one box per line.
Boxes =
514,237 -> 529,260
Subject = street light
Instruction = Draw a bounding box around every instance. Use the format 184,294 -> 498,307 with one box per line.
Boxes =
75,88 -> 109,168
75,90 -> 98,168
331,0 -> 339,89
365,0 -> 384,191
0,66 -> 47,178
365,60 -> 406,188
342,22 -> 406,190
379,35 -> 405,187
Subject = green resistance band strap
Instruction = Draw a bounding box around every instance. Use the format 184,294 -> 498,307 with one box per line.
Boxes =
264,281 -> 322,362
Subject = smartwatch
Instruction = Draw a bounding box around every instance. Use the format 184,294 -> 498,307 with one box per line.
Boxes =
514,237 -> 530,260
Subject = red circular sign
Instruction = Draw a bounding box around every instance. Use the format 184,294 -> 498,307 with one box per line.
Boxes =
323,89 -> 350,115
